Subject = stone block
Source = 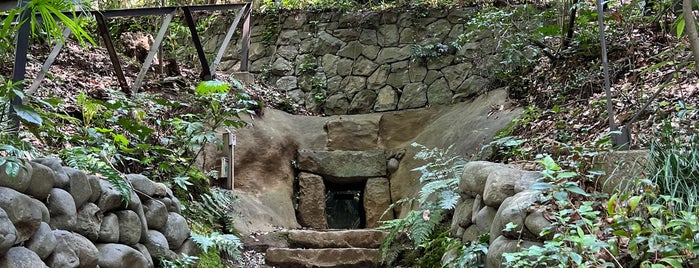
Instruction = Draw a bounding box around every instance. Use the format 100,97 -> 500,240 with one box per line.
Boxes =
297,173 -> 328,229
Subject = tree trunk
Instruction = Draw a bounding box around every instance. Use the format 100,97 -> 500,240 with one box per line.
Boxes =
683,0 -> 699,74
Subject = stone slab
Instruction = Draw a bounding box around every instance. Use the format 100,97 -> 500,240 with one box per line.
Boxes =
286,230 -> 387,249
266,248 -> 379,268
297,150 -> 386,183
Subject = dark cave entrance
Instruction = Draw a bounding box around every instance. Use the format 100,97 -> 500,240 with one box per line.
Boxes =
324,179 -> 366,229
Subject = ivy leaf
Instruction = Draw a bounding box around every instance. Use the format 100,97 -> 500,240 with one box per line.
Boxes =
4,161 -> 20,178
12,104 -> 42,126
628,195 -> 642,212
540,155 -> 560,171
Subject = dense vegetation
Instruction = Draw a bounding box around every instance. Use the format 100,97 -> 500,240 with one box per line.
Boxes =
1,0 -> 698,266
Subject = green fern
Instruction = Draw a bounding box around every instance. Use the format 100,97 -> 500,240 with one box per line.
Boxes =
61,147 -> 131,204
379,143 -> 468,266
190,231 -> 243,262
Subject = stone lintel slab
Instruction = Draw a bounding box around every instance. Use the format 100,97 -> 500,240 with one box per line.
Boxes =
297,150 -> 387,181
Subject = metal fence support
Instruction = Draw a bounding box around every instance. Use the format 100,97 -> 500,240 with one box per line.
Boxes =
10,0 -> 31,131
211,2 -> 250,76
183,6 -> 212,80
95,13 -> 130,92
130,9 -> 175,93
27,27 -> 73,95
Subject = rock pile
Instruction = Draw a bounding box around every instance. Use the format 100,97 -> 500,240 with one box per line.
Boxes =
0,158 -> 197,267
450,161 -> 551,267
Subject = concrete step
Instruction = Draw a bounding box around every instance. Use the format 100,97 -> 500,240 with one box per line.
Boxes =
285,229 -> 388,249
265,248 -> 381,268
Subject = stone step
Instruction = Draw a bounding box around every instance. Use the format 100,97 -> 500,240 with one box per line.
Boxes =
265,248 -> 381,268
286,229 -> 388,249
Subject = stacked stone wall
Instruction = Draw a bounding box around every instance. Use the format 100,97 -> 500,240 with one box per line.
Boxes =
0,158 -> 196,267
206,7 -> 502,115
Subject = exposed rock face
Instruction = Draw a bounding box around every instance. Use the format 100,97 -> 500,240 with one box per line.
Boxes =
0,159 -> 197,267
297,173 -> 328,229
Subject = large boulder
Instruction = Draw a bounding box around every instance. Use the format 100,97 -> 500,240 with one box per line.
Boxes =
363,177 -> 393,228
26,162 -> 56,200
143,199 -> 168,230
96,243 -> 150,268
75,202 -> 102,241
64,167 -> 92,208
97,179 -> 125,212
25,222 -> 57,260
0,160 -> 33,193
0,207 -> 17,255
450,198 -> 475,236
0,247 -> 48,268
161,212 -> 190,249
126,174 -> 155,197
489,190 -> 541,243
0,187 -> 43,243
482,168 -> 540,207
33,158 -> 69,188
46,230 -> 99,268
115,210 -> 142,245
486,235 -> 542,268
144,230 -> 176,260
297,150 -> 386,183
297,172 -> 328,229
87,175 -> 102,203
98,213 -> 120,243
47,188 -> 77,231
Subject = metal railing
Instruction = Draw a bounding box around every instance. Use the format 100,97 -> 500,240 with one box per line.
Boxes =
11,2 -> 252,97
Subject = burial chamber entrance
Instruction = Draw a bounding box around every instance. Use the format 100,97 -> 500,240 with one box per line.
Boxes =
295,170 -> 393,230
325,179 -> 366,229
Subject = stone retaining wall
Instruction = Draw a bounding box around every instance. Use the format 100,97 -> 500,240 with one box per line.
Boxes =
206,7 -> 502,115
0,158 -> 196,267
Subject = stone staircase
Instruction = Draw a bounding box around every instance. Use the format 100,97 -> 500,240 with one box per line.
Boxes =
265,229 -> 387,268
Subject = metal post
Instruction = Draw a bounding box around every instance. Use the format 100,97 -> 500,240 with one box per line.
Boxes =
131,9 -> 175,94
27,27 -> 72,95
222,131 -> 235,189
211,4 -> 247,75
597,0 -> 627,148
94,13 -> 130,92
240,3 -> 251,71
183,6 -> 212,80
10,0 -> 31,132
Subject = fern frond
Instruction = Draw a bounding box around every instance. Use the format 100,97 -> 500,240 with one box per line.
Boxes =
439,190 -> 460,210
61,147 -> 131,205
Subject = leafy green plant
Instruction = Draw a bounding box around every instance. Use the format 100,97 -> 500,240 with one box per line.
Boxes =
190,231 -> 243,262
647,109 -> 699,213
410,43 -> 450,63
378,143 -> 466,266
61,146 -> 132,204
159,254 -> 199,268
503,156 -> 616,268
